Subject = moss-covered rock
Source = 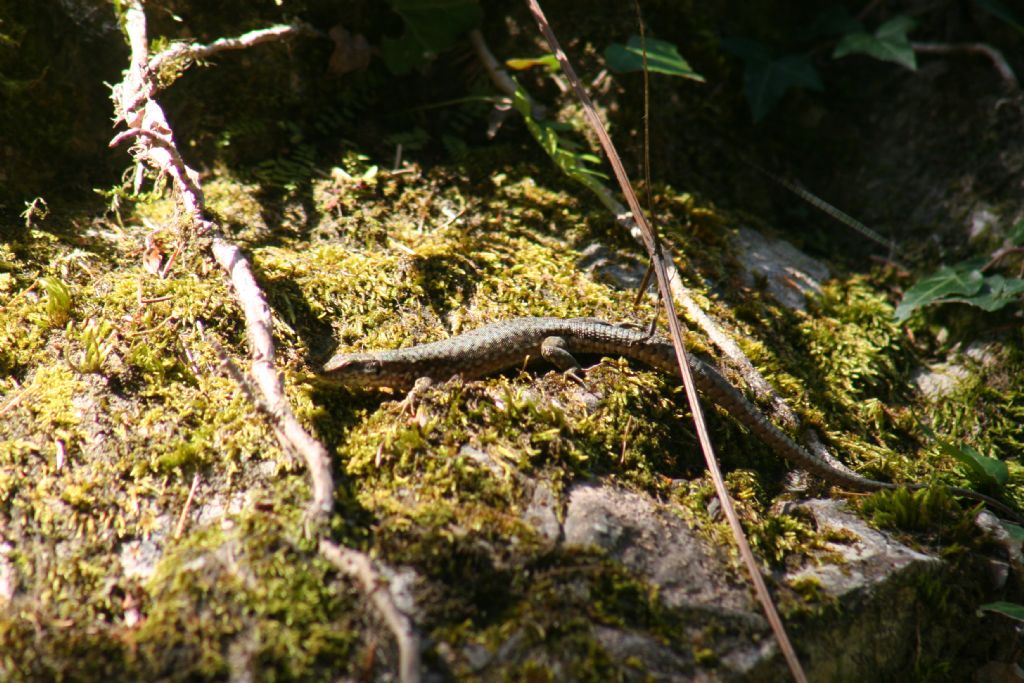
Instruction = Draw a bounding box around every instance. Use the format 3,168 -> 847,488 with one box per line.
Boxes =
3,1 -> 1023,680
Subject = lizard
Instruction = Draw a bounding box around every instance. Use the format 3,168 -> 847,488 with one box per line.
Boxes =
320,316 -> 1021,522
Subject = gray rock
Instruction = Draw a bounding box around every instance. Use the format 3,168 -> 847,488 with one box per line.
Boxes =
911,362 -> 970,399
561,482 -> 751,613
968,205 -> 999,243
522,480 -> 561,543
515,480 -> 1007,680
912,341 -> 1003,400
119,535 -> 167,581
576,243 -> 648,290
786,499 -> 940,596
591,625 -> 706,682
732,227 -> 830,311
0,542 -> 15,606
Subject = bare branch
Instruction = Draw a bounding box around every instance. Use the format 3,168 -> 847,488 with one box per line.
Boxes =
109,127 -> 206,203
523,2 -> 809,681
113,0 -> 333,517
148,23 -> 320,79
469,29 -> 545,120
913,41 -> 1019,90
111,8 -> 428,681
471,28 -> 801,429
320,540 -> 421,683
174,473 -> 202,539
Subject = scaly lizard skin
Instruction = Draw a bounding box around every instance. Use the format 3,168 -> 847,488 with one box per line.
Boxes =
321,316 -> 1019,521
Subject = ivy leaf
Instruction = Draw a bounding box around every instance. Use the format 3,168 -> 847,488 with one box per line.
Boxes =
389,0 -> 481,51
833,15 -> 918,70
380,33 -> 425,75
745,55 -> 822,122
381,0 -> 482,74
721,38 -> 822,121
974,0 -> 1024,34
1009,219 -> 1024,246
938,440 -> 1008,489
720,36 -> 772,64
894,263 -> 985,321
800,4 -> 863,40
978,601 -> 1024,621
961,274 -> 1024,311
604,36 -> 704,81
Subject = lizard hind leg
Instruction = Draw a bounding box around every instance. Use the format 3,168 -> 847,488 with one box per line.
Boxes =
397,376 -> 434,416
540,336 -> 586,386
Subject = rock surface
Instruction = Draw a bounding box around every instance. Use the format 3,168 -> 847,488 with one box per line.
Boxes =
732,227 -> 830,312
517,480 -> 1012,681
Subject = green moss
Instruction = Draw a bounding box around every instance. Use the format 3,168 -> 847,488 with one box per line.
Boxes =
747,507 -> 819,565
800,278 -> 904,404
204,175 -> 269,239
860,486 -> 971,534
4,40 -> 1023,677
0,186 -> 327,678
2,159 -> 719,679
427,551 -> 699,681
782,575 -> 839,619
135,513 -> 360,681
920,342 -> 1024,471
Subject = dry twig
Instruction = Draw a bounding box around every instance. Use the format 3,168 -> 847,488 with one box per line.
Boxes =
469,28 -> 802,431
110,5 -> 421,681
148,24 -> 320,79
174,473 -> 201,539
320,540 -> 421,683
913,41 -> 1019,90
522,2 -> 809,680
111,3 -> 334,518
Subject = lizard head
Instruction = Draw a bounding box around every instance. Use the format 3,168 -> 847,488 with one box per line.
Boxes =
319,353 -> 412,389
321,353 -> 385,386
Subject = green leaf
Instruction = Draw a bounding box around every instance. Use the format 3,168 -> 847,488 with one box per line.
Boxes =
604,36 -> 704,81
959,274 -> 1024,311
978,601 -> 1024,621
511,78 -> 608,195
833,15 -> 918,70
721,38 -> 822,120
894,264 -> 984,321
720,37 -> 773,65
974,0 -> 1024,34
743,54 -> 822,122
382,0 -> 482,74
1008,219 -> 1024,246
895,256 -> 1024,318
505,54 -> 561,73
381,34 -> 426,75
800,5 -> 863,40
389,0 -> 481,51
938,440 -> 1008,489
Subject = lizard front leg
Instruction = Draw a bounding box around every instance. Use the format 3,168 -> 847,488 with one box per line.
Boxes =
540,336 -> 586,385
